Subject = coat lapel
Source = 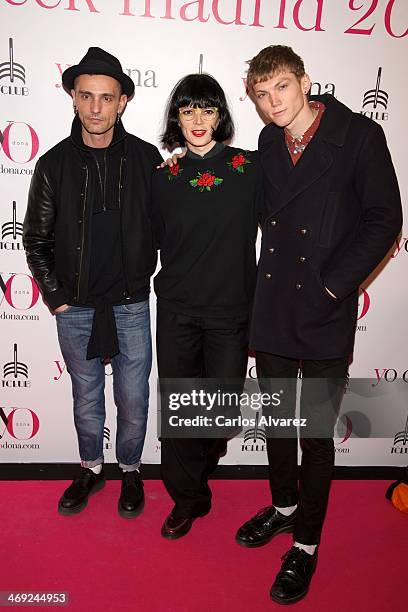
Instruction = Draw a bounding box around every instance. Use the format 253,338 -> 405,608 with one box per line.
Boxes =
260,134 -> 292,194
259,94 -> 354,220
279,140 -> 334,207
263,137 -> 334,219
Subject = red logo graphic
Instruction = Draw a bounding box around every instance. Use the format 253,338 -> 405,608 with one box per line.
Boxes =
336,415 -> 353,444
54,360 -> 113,379
53,360 -> 66,381
0,273 -> 40,310
391,237 -> 408,258
1,121 -> 39,163
55,62 -> 71,88
357,289 -> 370,320
0,407 -> 40,440
373,369 -> 408,386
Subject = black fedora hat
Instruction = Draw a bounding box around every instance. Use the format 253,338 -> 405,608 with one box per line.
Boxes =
62,47 -> 134,98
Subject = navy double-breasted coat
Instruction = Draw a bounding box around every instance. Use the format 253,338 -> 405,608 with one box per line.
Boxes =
250,94 -> 402,359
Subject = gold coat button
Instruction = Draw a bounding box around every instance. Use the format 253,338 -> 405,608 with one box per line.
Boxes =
268,248 -> 275,254
300,228 -> 307,235
299,256 -> 306,263
265,273 -> 272,279
295,283 -> 302,290
271,220 -> 277,226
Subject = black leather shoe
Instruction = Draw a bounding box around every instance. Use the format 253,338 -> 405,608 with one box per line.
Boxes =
161,507 -> 210,540
235,506 -> 296,547
118,470 -> 145,518
58,467 -> 105,515
270,546 -> 318,605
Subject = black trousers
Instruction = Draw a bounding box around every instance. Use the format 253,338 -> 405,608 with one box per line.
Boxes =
157,306 -> 248,518
256,351 -> 349,545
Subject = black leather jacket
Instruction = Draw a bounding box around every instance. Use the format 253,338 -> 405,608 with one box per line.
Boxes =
23,116 -> 162,310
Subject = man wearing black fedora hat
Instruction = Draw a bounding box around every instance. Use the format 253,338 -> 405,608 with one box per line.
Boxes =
24,47 -> 162,517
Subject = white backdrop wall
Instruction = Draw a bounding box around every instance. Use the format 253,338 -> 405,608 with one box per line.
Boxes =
0,0 -> 407,467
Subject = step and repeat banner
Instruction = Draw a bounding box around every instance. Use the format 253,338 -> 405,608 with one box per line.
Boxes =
1,0 -> 407,467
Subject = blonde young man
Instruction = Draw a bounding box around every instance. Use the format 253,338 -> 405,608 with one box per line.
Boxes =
236,45 -> 402,604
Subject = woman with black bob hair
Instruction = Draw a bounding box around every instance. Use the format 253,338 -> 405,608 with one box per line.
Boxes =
161,73 -> 234,149
152,73 -> 262,540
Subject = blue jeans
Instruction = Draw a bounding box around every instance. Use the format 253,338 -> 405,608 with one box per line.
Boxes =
56,301 -> 151,471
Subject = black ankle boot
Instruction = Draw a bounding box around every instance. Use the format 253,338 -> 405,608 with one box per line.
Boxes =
118,470 -> 145,518
58,467 -> 105,515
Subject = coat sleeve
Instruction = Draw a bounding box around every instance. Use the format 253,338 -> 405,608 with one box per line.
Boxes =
323,122 -> 403,300
23,160 -> 68,310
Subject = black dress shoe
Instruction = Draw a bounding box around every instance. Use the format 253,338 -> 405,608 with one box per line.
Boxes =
235,506 -> 296,547
58,467 -> 105,515
161,507 -> 210,540
270,546 -> 318,605
118,470 -> 145,518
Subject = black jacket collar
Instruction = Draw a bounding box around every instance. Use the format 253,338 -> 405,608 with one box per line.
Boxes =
70,114 -> 127,152
260,94 -> 353,149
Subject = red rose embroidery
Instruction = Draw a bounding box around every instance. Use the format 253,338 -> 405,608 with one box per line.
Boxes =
189,170 -> 223,192
197,172 -> 216,187
227,152 -> 251,173
165,163 -> 183,180
232,154 -> 246,169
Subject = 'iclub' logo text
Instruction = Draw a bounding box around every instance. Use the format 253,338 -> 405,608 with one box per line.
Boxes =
1,201 -> 24,251
2,343 -> 30,388
0,38 -> 28,96
391,415 -> 408,455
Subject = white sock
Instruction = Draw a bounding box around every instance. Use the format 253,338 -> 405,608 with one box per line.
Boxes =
122,467 -> 140,473
294,542 -> 317,555
275,504 -> 297,516
88,464 -> 102,475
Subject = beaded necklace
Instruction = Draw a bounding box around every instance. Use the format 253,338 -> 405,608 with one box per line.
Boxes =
285,101 -> 325,164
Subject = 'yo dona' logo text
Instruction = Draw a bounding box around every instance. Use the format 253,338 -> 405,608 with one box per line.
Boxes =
53,360 -> 66,381
392,237 -> 408,258
1,121 -> 39,164
240,76 -> 335,102
53,360 -> 114,381
0,273 -> 40,310
0,406 -> 40,440
55,62 -> 158,89
373,369 -> 408,387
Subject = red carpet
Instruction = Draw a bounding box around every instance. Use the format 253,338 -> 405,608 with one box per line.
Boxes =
2,480 -> 406,611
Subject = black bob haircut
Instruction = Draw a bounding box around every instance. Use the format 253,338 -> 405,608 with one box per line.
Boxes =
161,73 -> 235,150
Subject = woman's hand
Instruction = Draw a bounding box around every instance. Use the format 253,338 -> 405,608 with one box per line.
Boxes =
157,150 -> 186,168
